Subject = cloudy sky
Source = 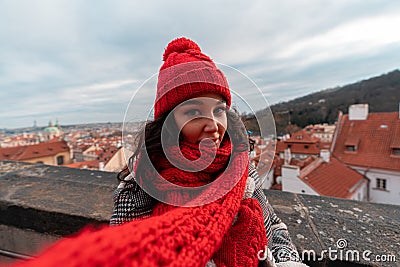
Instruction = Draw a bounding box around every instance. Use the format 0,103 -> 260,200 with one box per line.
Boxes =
1,0 -> 400,129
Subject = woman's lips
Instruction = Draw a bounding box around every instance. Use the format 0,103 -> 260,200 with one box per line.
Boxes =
210,138 -> 220,146
200,137 -> 220,146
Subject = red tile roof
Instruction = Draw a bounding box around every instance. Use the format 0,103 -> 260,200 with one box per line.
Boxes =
287,144 -> 320,155
290,156 -> 316,169
276,130 -> 321,155
285,130 -> 320,144
333,112 -> 400,172
391,123 -> 400,148
64,160 -> 99,169
344,136 -> 360,146
251,142 -> 276,178
0,140 -> 69,161
276,142 -> 320,155
96,145 -> 119,164
273,157 -> 284,178
299,157 -> 366,198
320,142 -> 331,149
276,141 -> 286,153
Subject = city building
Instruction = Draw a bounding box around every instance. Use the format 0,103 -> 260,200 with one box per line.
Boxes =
0,140 -> 72,166
276,130 -> 321,160
43,120 -> 63,141
250,137 -> 275,189
332,104 -> 400,205
304,123 -> 336,143
281,150 -> 368,201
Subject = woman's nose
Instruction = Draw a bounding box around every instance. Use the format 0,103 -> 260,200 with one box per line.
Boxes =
203,117 -> 219,132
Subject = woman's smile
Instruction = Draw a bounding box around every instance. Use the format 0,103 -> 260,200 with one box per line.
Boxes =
172,93 -> 227,148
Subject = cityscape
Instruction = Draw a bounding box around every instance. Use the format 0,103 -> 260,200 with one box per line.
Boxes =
1,101 -> 399,207
1,1 -> 399,265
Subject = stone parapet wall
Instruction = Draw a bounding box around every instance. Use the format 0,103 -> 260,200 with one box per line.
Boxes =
1,160 -> 399,266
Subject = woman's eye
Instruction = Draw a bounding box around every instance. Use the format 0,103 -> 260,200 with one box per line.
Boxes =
214,107 -> 226,115
185,109 -> 200,117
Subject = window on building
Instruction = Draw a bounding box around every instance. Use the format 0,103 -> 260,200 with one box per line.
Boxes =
346,145 -> 356,151
376,178 -> 387,190
345,137 -> 359,152
304,145 -> 309,149
287,145 -> 292,149
57,156 -> 64,165
392,148 -> 400,156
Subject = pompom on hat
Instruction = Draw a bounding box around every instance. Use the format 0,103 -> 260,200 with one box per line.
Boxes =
154,37 -> 231,119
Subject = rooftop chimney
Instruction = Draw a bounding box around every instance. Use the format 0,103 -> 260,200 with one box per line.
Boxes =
349,104 -> 369,120
284,148 -> 292,165
320,149 -> 330,163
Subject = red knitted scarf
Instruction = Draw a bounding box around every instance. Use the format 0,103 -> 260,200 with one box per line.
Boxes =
12,140 -> 267,267
142,139 -> 236,207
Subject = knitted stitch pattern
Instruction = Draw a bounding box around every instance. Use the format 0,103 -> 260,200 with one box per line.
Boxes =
147,139 -> 267,266
154,37 -> 231,119
141,139 -> 235,206
11,141 -> 266,267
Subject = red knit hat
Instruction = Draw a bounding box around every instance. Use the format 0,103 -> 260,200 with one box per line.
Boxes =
154,37 -> 231,119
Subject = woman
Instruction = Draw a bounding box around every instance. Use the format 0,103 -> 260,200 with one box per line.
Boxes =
11,37 -> 306,267
111,37 -> 306,267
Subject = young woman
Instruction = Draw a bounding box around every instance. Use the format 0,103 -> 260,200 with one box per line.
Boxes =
12,37 -> 307,267
111,37 -> 306,267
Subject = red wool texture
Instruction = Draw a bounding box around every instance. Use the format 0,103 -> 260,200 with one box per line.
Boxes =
154,37 -> 231,120
11,140 -> 267,267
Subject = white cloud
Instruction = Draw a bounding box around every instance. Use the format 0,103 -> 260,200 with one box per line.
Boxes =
275,13 -> 400,64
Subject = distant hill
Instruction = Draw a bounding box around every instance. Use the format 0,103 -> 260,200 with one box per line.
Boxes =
273,69 -> 400,122
244,69 -> 400,136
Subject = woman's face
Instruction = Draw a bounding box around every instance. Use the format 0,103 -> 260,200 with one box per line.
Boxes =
173,93 -> 228,148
